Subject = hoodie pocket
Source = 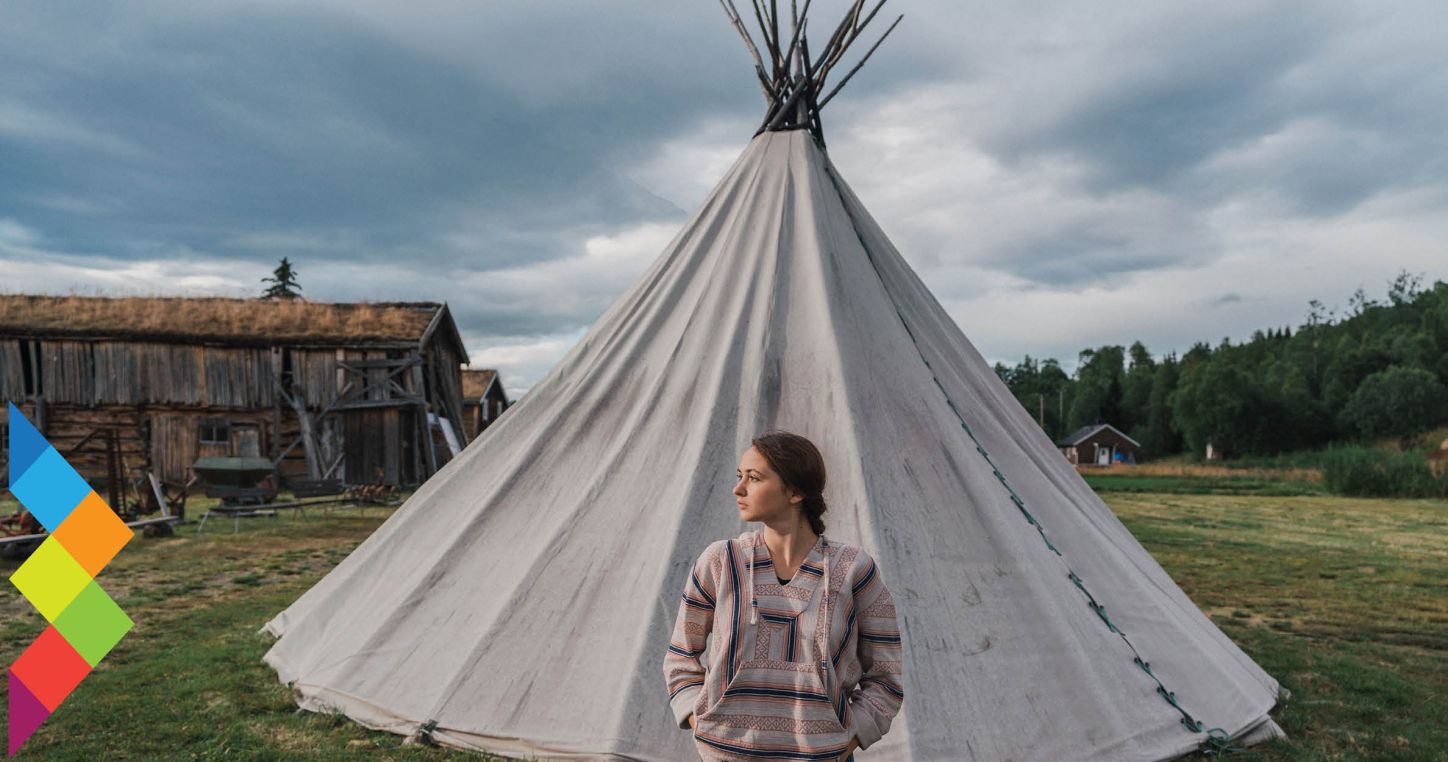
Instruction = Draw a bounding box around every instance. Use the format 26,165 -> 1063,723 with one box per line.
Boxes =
693,658 -> 851,759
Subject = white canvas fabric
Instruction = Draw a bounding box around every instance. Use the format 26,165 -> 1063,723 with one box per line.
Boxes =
263,129 -> 1285,760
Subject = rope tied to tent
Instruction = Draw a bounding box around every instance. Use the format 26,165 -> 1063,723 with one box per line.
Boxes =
1068,571 -> 1122,634
1070,564 -> 1232,734
1201,727 -> 1248,756
823,163 -> 1243,758
410,719 -> 439,746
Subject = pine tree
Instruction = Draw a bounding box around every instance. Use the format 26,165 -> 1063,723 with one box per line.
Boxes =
262,257 -> 303,300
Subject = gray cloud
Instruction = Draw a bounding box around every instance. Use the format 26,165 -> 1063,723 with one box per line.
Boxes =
3,1 -> 1447,390
0,4 -> 711,267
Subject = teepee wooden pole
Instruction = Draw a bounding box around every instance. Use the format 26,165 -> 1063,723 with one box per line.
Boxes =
783,0 -> 812,77
728,0 -> 898,136
764,79 -> 811,130
719,0 -> 774,104
771,0 -> 781,50
817,13 -> 902,110
793,10 -> 810,127
799,25 -> 816,99
847,0 -> 865,35
755,69 -> 777,102
799,25 -> 825,143
749,0 -> 781,75
809,3 -> 861,75
814,0 -> 886,90
851,0 -> 890,47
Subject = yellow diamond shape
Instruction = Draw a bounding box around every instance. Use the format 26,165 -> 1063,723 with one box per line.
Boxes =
9,536 -> 93,622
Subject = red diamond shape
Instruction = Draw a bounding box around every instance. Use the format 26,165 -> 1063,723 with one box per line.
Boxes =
8,626 -> 92,712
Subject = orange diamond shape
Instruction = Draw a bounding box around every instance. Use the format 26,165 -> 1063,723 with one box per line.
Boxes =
51,491 -> 133,577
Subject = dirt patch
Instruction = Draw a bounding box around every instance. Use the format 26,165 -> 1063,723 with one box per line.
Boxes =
251,722 -> 321,753
1206,605 -> 1270,629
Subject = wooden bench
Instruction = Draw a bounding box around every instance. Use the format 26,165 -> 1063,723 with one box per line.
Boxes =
197,485 -> 297,534
287,477 -> 382,517
197,478 -> 378,533
289,478 -> 347,502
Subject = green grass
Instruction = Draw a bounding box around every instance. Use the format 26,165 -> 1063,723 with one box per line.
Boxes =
1,493 -> 1444,760
1110,493 -> 1447,760
1082,473 -> 1327,496
1,501 -> 510,761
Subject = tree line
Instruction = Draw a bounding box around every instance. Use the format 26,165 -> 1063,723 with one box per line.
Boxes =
994,272 -> 1448,460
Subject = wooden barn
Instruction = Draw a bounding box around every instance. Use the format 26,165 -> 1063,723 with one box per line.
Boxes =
460,368 -> 511,441
1058,423 -> 1140,466
0,294 -> 472,493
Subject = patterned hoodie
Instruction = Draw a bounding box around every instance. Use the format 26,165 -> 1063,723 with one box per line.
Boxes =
663,531 -> 905,760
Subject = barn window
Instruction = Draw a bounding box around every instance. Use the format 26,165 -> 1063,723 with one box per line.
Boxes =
199,419 -> 231,445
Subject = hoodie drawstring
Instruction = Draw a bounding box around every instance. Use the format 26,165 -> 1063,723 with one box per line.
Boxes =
819,535 -> 830,676
748,531 -> 760,624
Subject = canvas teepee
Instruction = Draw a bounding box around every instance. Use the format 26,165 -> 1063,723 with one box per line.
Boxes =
263,3 -> 1286,759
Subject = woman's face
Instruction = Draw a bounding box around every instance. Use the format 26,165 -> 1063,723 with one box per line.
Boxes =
734,446 -> 801,524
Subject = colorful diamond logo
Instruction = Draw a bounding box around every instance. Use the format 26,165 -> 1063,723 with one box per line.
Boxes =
6,402 -> 134,755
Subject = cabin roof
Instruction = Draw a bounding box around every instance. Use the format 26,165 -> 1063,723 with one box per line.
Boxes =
1056,423 -> 1141,448
460,368 -> 501,400
0,294 -> 465,360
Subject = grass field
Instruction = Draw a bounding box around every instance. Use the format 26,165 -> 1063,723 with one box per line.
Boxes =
1,491 -> 1444,760
1081,463 -> 1326,497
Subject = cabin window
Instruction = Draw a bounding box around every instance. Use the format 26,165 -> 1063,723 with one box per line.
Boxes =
199,419 -> 231,445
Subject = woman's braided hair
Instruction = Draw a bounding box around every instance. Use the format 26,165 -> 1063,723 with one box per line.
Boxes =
751,430 -> 827,535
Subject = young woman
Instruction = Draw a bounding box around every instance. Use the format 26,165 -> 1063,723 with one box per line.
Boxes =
664,431 -> 905,761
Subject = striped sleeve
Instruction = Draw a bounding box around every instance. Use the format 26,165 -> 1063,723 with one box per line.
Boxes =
848,552 -> 905,750
663,542 -> 718,729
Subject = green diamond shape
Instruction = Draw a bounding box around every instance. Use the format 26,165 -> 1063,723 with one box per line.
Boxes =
9,536 -> 92,621
53,580 -> 133,667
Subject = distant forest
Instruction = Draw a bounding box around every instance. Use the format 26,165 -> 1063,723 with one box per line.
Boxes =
994,272 -> 1448,460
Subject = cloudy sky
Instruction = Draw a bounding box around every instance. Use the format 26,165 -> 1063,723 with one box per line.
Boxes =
3,2 -> 1445,398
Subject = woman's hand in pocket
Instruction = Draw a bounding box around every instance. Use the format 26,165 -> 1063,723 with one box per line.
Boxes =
837,736 -> 858,760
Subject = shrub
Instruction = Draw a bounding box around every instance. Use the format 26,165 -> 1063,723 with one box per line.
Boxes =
1339,366 -> 1448,439
1320,445 -> 1448,498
